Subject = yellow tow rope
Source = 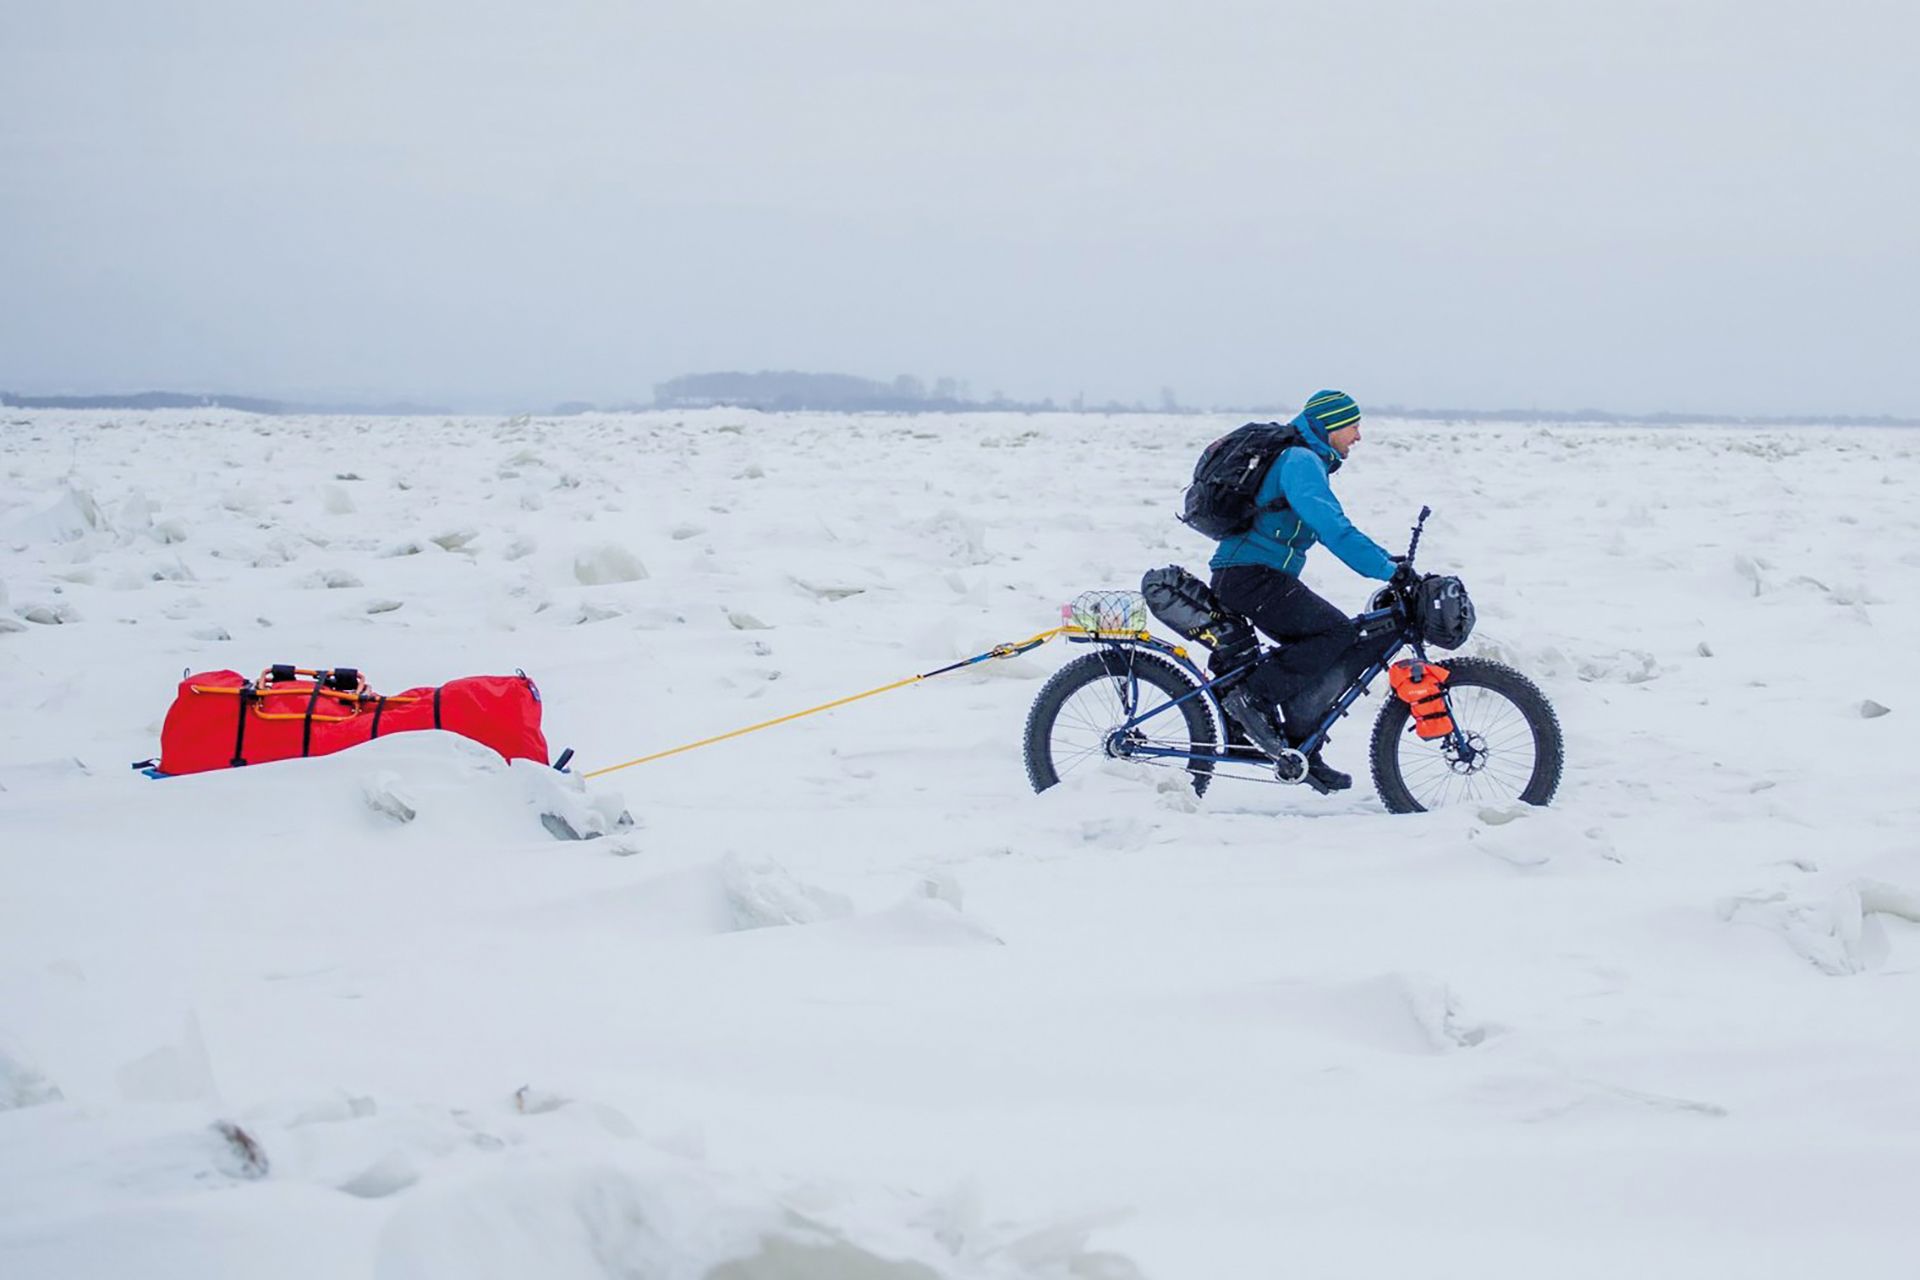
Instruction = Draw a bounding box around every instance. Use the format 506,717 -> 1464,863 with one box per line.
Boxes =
581,624 -> 1169,780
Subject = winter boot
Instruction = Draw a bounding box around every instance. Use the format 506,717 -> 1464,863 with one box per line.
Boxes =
1303,751 -> 1352,795
1221,686 -> 1292,761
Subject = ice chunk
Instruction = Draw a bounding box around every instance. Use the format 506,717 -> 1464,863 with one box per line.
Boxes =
8,486 -> 111,545
1721,879 -> 1920,975
0,757 -> 92,790
1397,974 -> 1499,1050
147,556 -> 194,582
1575,647 -> 1659,684
116,1014 -> 218,1103
211,1120 -> 270,1180
116,489 -> 156,539
913,870 -> 964,910
19,601 -> 81,625
791,576 -> 865,601
912,507 -> 992,565
574,543 -> 649,585
376,1157 -> 1141,1279
518,763 -> 635,840
286,1093 -> 378,1126
835,893 -> 1004,948
721,854 -> 853,929
583,600 -> 627,623
338,1150 -> 420,1198
0,1041 -> 63,1110
362,770 -> 419,823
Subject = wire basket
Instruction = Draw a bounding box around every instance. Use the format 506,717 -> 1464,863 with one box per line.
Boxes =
1062,590 -> 1150,634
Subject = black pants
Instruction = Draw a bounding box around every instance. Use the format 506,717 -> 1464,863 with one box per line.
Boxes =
1211,565 -> 1362,736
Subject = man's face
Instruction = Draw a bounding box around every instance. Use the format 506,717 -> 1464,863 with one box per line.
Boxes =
1327,422 -> 1362,458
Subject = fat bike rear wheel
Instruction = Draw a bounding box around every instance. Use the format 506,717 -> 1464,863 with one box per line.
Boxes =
1024,649 -> 1220,797
1368,657 -> 1563,814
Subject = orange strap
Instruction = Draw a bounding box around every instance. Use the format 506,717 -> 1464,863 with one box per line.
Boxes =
187,682 -> 423,726
189,685 -> 421,705
249,708 -> 362,723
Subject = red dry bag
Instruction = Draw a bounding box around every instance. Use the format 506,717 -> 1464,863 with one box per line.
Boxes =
155,665 -> 549,776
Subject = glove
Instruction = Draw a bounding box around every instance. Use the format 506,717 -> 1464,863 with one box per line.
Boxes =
1388,557 -> 1419,591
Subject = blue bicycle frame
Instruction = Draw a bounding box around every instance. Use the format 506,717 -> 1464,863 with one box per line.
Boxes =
1071,603 -> 1435,768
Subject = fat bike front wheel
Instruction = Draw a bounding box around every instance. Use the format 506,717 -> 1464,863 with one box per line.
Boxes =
1368,657 -> 1563,814
1024,649 -> 1220,797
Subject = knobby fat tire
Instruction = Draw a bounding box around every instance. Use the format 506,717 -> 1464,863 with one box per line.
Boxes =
1025,649 -> 1220,797
1367,656 -> 1564,814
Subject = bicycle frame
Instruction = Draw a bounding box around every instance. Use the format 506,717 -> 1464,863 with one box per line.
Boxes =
1075,506 -> 1474,778
1070,602 -> 1447,771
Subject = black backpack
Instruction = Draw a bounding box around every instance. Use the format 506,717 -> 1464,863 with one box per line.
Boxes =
1179,421 -> 1306,539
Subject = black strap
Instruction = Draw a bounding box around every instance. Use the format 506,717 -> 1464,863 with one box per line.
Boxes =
432,686 -> 442,729
301,683 -> 323,756
230,684 -> 253,768
369,697 -> 387,739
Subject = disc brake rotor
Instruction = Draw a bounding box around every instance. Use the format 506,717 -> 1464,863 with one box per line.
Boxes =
1442,731 -> 1489,774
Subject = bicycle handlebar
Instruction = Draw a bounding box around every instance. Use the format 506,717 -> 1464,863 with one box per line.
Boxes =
1404,505 -> 1432,569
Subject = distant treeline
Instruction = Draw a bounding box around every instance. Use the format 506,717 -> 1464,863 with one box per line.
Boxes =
5,382 -> 1916,427
652,370 -> 988,413
3,390 -> 291,413
647,373 -> 1920,424
0,390 -> 449,415
1366,405 -> 1920,427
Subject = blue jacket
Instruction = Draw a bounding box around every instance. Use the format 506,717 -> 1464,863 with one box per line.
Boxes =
1208,413 -> 1397,580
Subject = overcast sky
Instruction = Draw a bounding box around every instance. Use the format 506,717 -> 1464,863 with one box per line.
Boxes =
3,1 -> 1916,415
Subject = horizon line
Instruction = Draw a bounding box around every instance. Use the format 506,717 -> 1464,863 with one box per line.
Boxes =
3,387 -> 1917,428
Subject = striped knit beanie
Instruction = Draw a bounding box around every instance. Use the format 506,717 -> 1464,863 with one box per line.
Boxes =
1298,389 -> 1362,437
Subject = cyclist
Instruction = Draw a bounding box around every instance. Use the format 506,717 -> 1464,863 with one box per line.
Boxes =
1211,389 -> 1412,792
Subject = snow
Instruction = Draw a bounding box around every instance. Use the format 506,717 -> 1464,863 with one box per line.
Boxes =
1,408 -> 1917,1277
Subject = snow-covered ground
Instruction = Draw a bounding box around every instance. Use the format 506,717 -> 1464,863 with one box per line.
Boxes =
2,409 -> 1916,1278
